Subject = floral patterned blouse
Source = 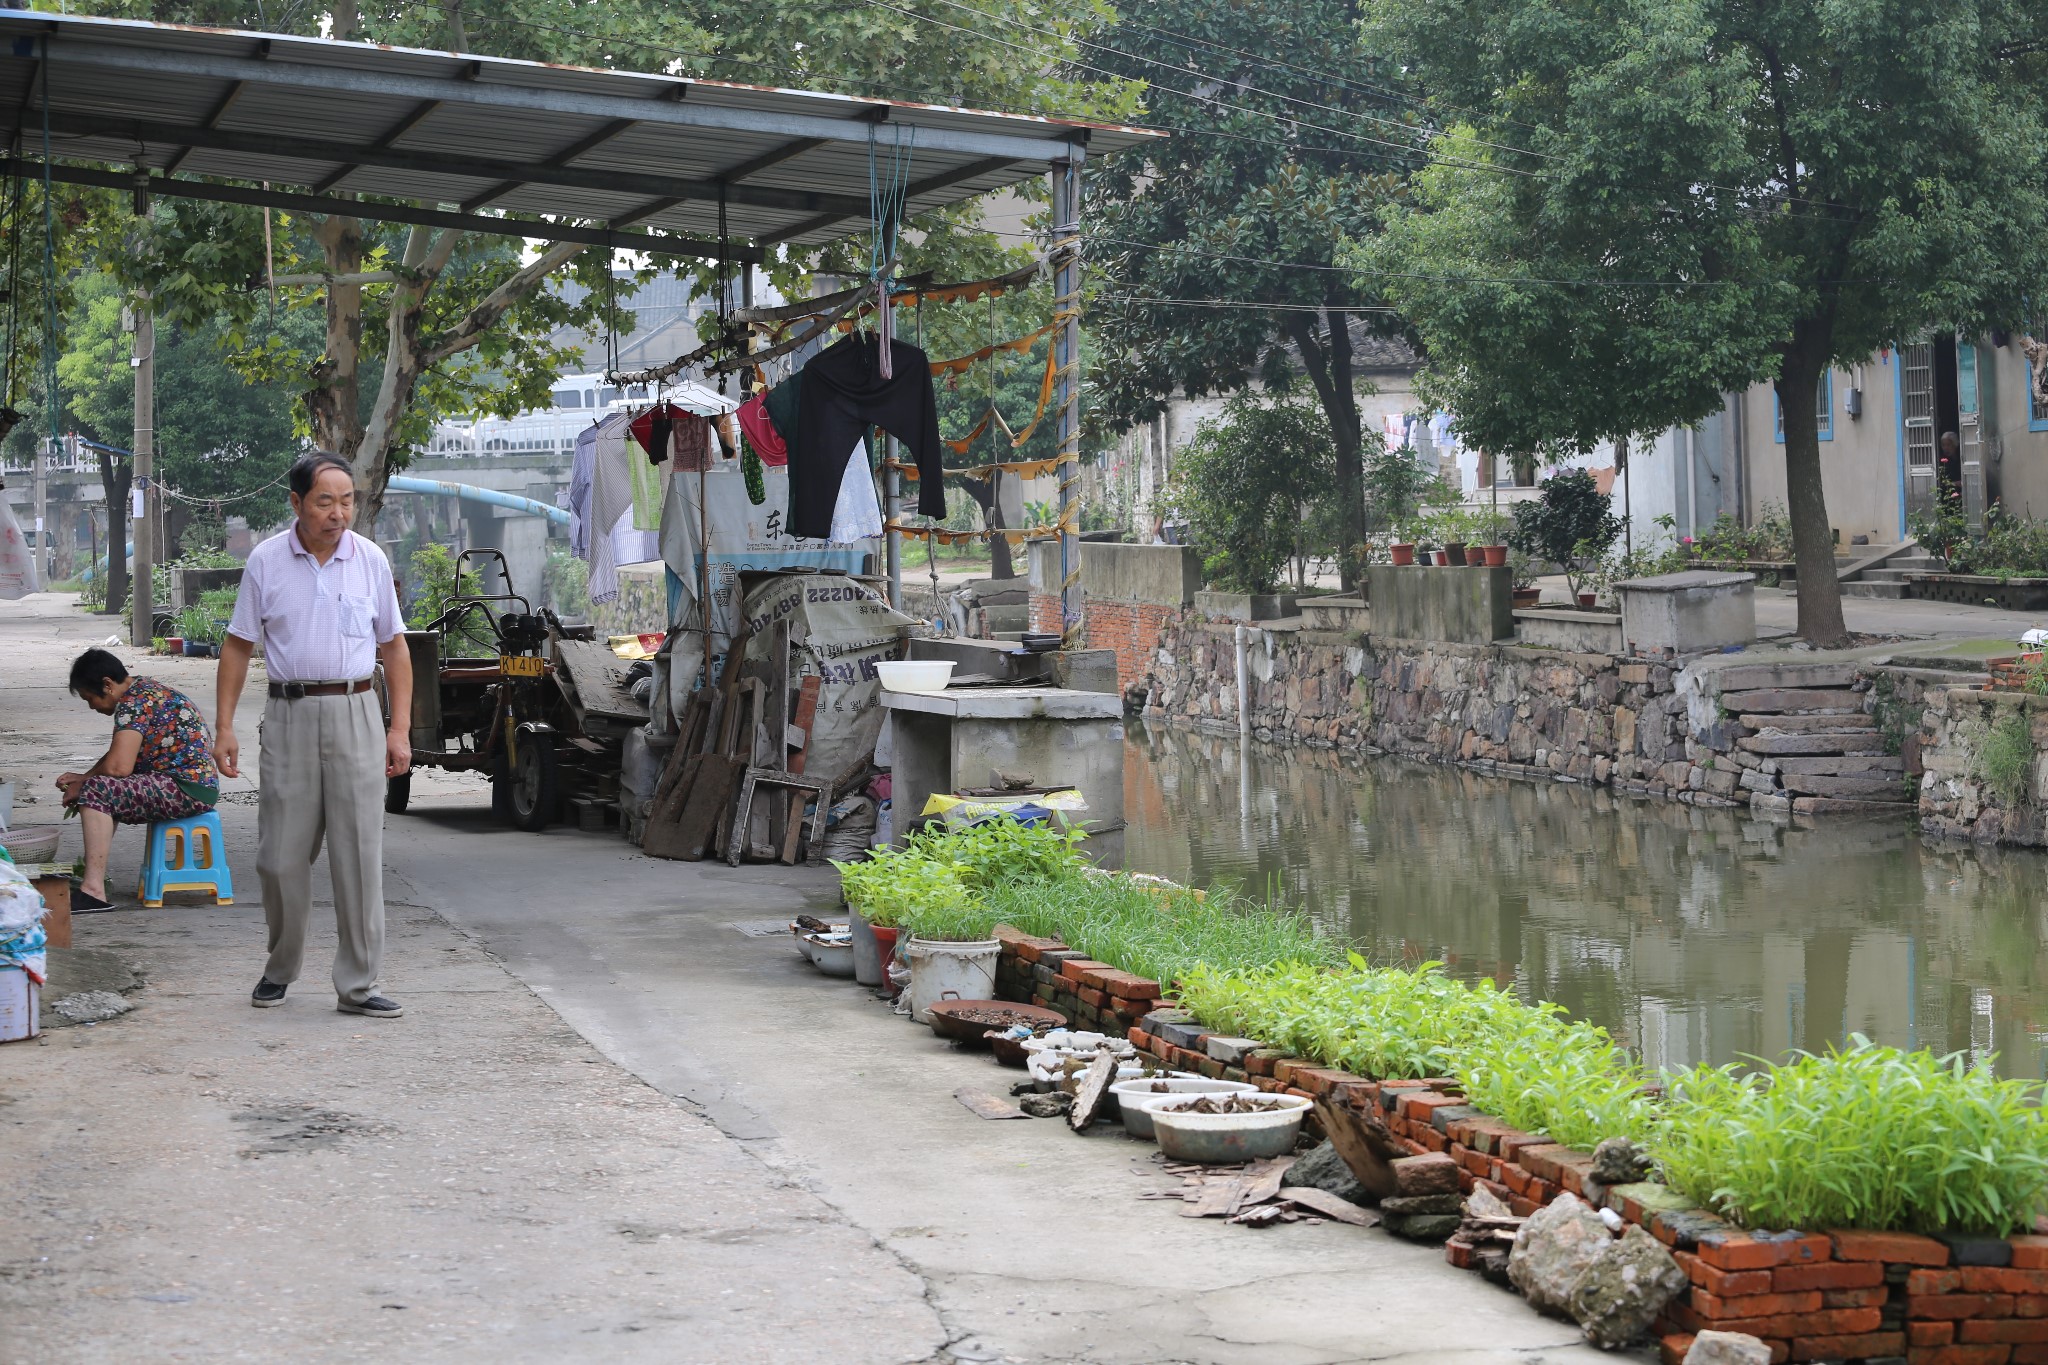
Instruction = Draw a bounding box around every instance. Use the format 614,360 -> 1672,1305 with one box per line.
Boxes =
112,676 -> 219,801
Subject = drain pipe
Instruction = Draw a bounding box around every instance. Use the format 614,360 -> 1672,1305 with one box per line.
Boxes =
1234,623 -> 1251,734
384,476 -> 571,527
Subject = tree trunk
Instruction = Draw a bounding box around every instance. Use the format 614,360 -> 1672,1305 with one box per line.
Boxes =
1284,307 -> 1366,592
97,445 -> 129,617
1776,330 -> 1849,647
1324,305 -> 1365,590
306,214 -> 366,464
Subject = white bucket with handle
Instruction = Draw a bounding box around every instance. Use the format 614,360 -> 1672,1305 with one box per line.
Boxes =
0,968 -> 39,1043
905,937 -> 1000,1024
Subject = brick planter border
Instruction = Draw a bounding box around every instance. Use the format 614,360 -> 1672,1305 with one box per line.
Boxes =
990,926 -> 2048,1365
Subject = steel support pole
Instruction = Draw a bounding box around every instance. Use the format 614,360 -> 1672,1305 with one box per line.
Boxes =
885,435 -> 902,611
1051,152 -> 1085,639
130,289 -> 154,647
31,436 -> 47,581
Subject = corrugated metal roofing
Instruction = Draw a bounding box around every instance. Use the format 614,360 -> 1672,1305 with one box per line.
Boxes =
0,11 -> 1158,257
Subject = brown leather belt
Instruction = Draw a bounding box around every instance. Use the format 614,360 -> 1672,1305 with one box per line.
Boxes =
268,677 -> 374,700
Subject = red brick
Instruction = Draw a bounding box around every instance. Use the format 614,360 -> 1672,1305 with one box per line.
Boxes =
1677,1250 -> 1774,1298
2020,1298 -> 2048,1320
1444,1238 -> 1475,1270
1495,1131 -> 1553,1162
1912,1270 -> 1969,1295
1659,1334 -> 1695,1365
1508,1195 -> 1539,1218
1294,1068 -> 1351,1099
1697,1233 -> 1832,1272
1242,1051 -> 1280,1078
1416,1127 -> 1450,1153
1791,1332 -> 1904,1361
1693,1288 -> 1822,1320
1125,1027 -> 1152,1052
1692,1308 -> 1883,1337
2016,1347 -> 2048,1364
1966,1269 -> 2048,1296
1458,1147 -> 1492,1177
1967,1323 -> 2048,1346
1914,1295 -> 2018,1321
2014,1238 -> 2048,1271
1078,986 -> 1108,1008
1103,972 -> 1161,1000
1272,1058 -> 1308,1088
1058,957 -> 1111,985
1906,1348 -> 2014,1365
1824,1286 -> 1890,1309
1913,1322 -> 1960,1346
1775,1259 -> 1885,1291
1399,1091 -> 1463,1122
1284,1086 -> 1315,1102
1834,1229 -> 1952,1265
1516,1144 -> 1581,1186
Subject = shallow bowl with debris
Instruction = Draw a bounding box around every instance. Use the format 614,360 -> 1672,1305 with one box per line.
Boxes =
1147,1092 -> 1312,1163
1111,1077 -> 1259,1140
798,932 -> 857,977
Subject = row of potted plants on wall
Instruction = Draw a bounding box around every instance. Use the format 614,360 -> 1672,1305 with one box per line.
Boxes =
1387,541 -> 1510,568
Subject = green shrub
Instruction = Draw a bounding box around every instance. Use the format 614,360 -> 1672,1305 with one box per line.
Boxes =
1978,712 -> 2035,806
1657,1040 -> 2048,1235
1507,469 -> 1622,600
1161,384 -> 1342,594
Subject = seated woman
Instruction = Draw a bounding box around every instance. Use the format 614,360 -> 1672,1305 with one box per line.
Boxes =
56,648 -> 219,912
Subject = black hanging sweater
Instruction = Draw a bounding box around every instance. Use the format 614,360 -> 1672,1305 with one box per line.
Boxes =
789,333 -> 945,539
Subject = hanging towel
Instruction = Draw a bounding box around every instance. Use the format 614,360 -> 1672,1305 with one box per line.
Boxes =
568,423 -> 600,559
791,334 -> 944,539
736,391 -> 789,467
588,413 -> 636,603
827,439 -> 883,542
629,438 -> 666,531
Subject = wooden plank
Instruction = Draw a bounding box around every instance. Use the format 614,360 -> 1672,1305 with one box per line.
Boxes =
1279,1187 -> 1379,1226
953,1088 -> 1029,1121
779,674 -> 826,864
1066,1052 -> 1119,1132
1238,1155 -> 1295,1208
1314,1099 -> 1400,1202
660,755 -> 743,862
1185,1177 -> 1246,1218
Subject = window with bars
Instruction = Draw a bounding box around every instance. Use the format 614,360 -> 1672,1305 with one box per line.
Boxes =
1774,370 -> 1835,442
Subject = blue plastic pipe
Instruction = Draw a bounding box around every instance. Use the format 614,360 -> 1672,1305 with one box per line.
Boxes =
385,476 -> 571,527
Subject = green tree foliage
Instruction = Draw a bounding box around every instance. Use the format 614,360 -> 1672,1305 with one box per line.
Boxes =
1160,386 -> 1337,594
57,271 -> 301,529
1083,0 -> 1418,589
1507,469 -> 1622,602
1359,0 -> 2048,646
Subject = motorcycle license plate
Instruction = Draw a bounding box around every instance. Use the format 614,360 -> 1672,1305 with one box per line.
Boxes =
500,654 -> 544,678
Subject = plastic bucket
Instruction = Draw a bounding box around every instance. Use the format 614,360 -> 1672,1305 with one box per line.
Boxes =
905,937 -> 1000,1024
0,967 -> 39,1043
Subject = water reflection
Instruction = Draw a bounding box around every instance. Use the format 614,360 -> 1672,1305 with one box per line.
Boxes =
1122,722 -> 2048,1079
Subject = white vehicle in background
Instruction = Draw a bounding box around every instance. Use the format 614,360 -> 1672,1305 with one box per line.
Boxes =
424,373 -> 656,460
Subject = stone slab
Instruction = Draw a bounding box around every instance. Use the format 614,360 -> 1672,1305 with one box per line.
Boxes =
880,685 -> 1123,720
1737,712 -> 1880,734
1714,662 -> 1861,691
1736,731 -> 1886,756
1780,772 -> 1913,799
1772,754 -> 1905,775
1718,688 -> 1865,714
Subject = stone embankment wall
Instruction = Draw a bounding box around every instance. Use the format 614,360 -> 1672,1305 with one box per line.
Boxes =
1139,617 -> 1922,818
1918,692 -> 2048,846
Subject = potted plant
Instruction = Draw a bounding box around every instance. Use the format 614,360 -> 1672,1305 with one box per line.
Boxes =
900,881 -> 1000,1024
1478,509 -> 1510,566
1507,470 -> 1622,610
1509,549 -> 1541,607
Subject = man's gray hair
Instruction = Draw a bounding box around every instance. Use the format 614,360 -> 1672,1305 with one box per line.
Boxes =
289,449 -> 354,499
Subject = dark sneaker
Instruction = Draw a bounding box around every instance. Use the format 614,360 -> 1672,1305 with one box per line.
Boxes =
250,979 -> 288,1008
337,995 -> 403,1019
73,889 -> 117,913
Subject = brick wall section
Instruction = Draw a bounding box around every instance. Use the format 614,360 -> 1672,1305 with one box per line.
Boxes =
1026,591 -> 1187,694
991,923 -> 2048,1365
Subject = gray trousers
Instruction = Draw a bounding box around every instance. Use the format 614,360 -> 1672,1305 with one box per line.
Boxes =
256,688 -> 386,1004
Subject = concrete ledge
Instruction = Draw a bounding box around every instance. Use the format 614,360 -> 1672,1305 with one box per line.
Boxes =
1027,540 -> 1201,606
1366,565 -> 1513,645
1194,590 -> 1298,622
1513,607 -> 1623,655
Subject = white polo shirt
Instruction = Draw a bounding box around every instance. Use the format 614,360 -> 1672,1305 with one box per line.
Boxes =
227,527 -> 403,683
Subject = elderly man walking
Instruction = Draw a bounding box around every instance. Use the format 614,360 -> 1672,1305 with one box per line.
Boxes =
215,450 -> 412,1017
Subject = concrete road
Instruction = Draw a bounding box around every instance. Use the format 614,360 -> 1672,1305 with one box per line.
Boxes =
1,592 -> 1626,1364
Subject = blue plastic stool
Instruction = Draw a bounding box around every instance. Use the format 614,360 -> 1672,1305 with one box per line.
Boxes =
138,810 -> 235,908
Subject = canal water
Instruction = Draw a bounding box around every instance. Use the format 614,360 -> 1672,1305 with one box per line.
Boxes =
1121,722 -> 2048,1080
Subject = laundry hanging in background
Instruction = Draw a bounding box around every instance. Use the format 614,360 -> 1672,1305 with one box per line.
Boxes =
791,334 -> 944,539
568,422 -> 600,558
829,439 -> 883,542
587,411 -> 638,603
630,401 -> 713,472
736,390 -> 789,467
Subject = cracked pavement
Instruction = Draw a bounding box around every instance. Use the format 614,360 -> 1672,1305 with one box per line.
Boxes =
0,592 -> 1635,1363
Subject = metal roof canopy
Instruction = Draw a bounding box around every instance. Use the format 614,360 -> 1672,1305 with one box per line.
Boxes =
0,11 -> 1157,261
